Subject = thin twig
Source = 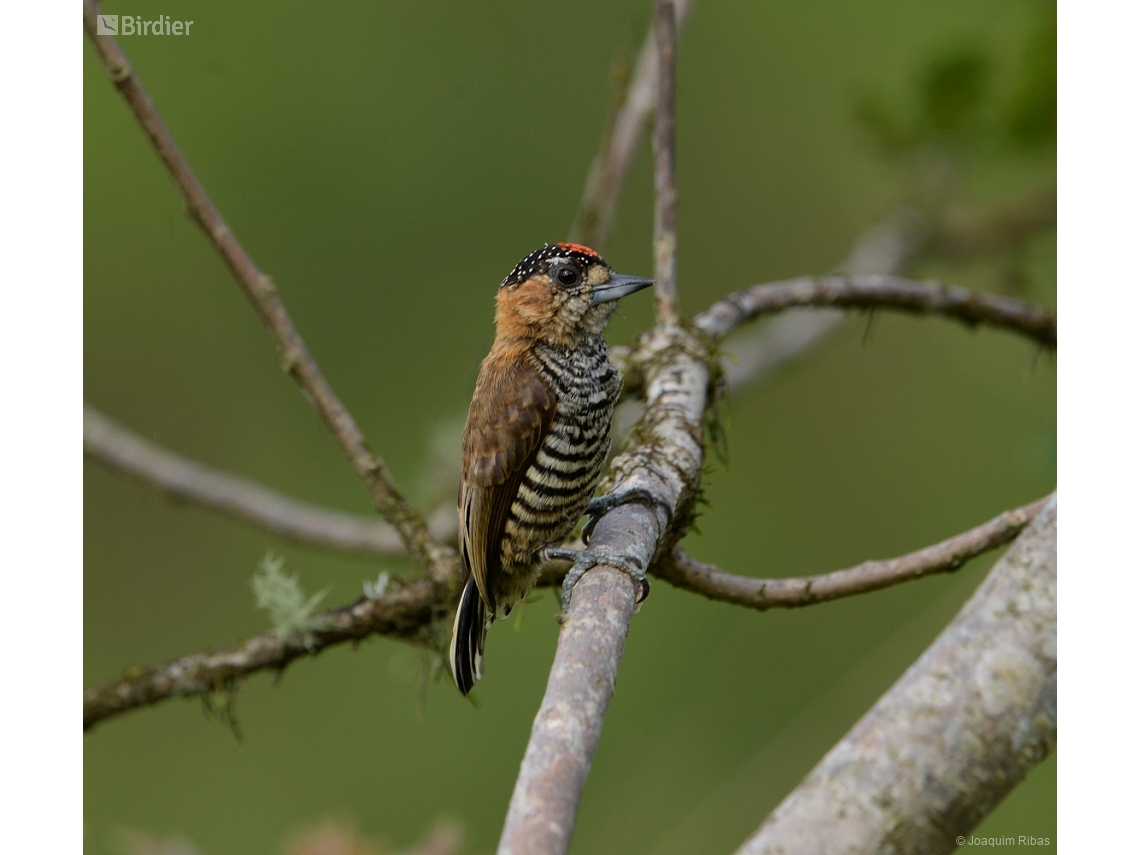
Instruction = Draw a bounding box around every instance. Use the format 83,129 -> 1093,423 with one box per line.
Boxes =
82,1 -> 447,579
717,187 -> 1056,394
655,495 -> 1052,610
652,0 -> 681,324
568,0 -> 695,250
695,274 -> 1056,347
84,405 -> 457,556
83,577 -> 447,730
734,497 -> 1056,854
498,5 -> 696,854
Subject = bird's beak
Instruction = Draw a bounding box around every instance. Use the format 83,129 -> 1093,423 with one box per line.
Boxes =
589,274 -> 655,307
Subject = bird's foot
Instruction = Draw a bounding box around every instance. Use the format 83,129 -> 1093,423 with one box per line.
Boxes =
543,545 -> 650,615
581,487 -> 672,545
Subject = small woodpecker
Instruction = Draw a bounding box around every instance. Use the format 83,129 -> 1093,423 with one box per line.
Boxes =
450,242 -> 653,695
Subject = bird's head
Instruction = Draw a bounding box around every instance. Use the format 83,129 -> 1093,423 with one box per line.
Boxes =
494,243 -> 653,346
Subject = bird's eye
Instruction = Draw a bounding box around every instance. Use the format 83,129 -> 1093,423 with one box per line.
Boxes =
556,266 -> 580,287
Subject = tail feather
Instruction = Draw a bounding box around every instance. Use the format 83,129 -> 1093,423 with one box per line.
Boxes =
450,577 -> 486,695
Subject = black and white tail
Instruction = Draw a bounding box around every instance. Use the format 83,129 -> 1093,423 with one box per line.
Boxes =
450,577 -> 486,695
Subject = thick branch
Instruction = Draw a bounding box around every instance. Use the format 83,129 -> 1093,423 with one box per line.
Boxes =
695,274 -> 1056,348
735,497 -> 1057,854
84,405 -> 457,556
83,577 -> 447,730
655,495 -> 1051,610
83,1 -> 446,577
498,5 -> 701,852
568,0 -> 694,250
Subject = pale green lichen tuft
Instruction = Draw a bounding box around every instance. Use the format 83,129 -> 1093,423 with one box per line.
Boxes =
363,570 -> 391,600
251,553 -> 330,644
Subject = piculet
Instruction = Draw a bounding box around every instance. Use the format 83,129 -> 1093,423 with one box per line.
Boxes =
450,243 -> 653,695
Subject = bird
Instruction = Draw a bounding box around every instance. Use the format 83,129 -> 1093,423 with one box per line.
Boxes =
450,242 -> 654,695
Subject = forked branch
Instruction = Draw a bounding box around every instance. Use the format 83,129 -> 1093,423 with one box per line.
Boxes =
82,0 -> 448,578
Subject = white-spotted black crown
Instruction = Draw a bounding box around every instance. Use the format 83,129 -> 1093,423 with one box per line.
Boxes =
500,242 -> 608,289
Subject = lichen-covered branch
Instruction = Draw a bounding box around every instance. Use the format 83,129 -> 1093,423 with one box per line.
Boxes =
655,495 -> 1051,610
84,405 -> 457,557
735,497 -> 1057,855
83,576 -> 449,730
83,0 -> 448,579
696,274 -> 1056,347
497,6 -> 704,853
568,0 -> 695,250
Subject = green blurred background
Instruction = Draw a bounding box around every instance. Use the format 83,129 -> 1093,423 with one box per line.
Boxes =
84,1 -> 1056,853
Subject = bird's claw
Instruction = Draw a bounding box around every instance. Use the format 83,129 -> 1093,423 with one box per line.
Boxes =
582,487 -> 672,545
559,548 -> 649,615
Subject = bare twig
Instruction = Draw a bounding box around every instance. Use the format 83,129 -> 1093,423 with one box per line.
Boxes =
569,0 -> 695,250
652,0 -> 681,325
82,1 -> 449,579
735,497 -> 1056,854
84,405 -> 457,556
83,577 -> 446,730
498,6 -> 702,854
716,185 -> 1055,396
695,274 -> 1056,348
655,495 -> 1052,610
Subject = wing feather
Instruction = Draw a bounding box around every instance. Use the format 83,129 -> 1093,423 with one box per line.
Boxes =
458,348 -> 556,615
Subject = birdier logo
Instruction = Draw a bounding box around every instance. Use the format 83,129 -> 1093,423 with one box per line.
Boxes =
96,14 -> 195,36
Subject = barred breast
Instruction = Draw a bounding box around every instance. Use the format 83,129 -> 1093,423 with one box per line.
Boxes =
496,337 -> 621,604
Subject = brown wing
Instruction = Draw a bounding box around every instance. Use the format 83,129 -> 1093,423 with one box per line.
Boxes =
458,347 -> 556,615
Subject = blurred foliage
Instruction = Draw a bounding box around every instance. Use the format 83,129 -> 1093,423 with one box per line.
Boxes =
855,1 -> 1055,158
853,0 -> 1055,300
1008,3 -> 1058,149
